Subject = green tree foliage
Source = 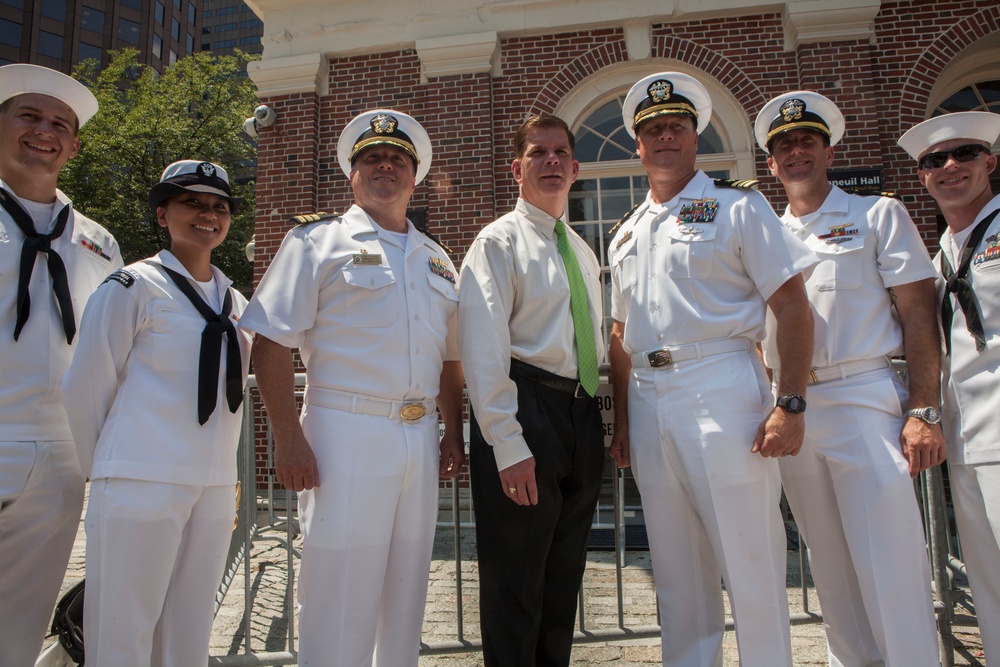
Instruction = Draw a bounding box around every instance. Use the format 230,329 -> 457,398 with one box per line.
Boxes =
61,49 -> 259,289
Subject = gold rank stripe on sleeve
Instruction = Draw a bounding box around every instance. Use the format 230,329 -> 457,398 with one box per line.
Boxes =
713,178 -> 760,190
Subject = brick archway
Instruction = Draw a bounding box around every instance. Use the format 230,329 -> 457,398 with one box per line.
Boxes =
898,5 -> 1000,131
527,35 -> 765,121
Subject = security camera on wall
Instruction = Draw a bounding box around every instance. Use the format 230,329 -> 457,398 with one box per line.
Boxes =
242,117 -> 258,139
254,105 -> 277,127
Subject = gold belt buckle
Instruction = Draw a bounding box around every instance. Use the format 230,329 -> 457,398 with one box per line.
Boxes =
400,403 -> 427,421
647,349 -> 672,368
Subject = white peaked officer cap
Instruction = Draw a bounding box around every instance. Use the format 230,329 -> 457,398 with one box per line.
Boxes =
755,91 -> 845,153
337,109 -> 432,185
622,72 -> 713,138
898,111 -> 1000,160
0,63 -> 99,127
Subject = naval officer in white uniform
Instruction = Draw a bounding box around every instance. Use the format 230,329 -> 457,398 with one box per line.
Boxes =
608,71 -> 817,667
900,110 -> 1000,664
758,91 -> 942,667
239,109 -> 465,667
0,63 -> 121,667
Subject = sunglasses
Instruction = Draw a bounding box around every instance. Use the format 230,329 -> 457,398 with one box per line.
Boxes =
918,144 -> 991,170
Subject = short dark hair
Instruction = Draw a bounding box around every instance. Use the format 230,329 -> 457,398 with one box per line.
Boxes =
0,94 -> 80,135
513,113 -> 575,158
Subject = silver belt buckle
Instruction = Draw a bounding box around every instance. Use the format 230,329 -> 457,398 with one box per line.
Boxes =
400,403 -> 427,421
647,349 -> 672,368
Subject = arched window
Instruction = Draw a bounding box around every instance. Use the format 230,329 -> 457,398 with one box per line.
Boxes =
933,80 -> 1000,116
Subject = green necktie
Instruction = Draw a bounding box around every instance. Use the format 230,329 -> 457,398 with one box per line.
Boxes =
554,220 -> 599,397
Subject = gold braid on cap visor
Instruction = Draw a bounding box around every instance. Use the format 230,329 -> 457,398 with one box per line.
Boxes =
350,137 -> 420,164
766,121 -> 831,144
633,103 -> 698,130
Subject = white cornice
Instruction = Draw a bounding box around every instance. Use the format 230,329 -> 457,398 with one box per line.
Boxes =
247,53 -> 330,99
415,32 -> 500,83
782,0 -> 881,51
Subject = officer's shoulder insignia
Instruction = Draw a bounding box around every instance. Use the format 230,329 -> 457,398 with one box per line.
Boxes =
608,202 -> 642,238
290,211 -> 339,226
103,269 -> 136,289
714,178 -> 759,190
414,222 -> 452,254
851,189 -> 900,200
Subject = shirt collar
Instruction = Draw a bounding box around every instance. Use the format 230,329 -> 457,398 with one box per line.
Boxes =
150,249 -> 233,294
515,197 -> 563,239
344,202 -> 436,251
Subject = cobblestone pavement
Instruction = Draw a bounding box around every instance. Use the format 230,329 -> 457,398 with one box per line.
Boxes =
48,493 -> 986,666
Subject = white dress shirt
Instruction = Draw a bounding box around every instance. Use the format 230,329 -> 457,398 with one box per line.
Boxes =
0,180 -> 122,441
458,198 -> 605,470
939,193 -> 1000,465
239,204 -> 459,402
610,170 -> 816,355
761,186 -> 937,369
62,250 -> 252,485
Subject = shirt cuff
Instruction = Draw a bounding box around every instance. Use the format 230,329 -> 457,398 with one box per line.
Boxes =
491,438 -> 533,472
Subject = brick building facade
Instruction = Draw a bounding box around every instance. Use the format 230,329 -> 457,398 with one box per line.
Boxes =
246,0 -> 999,271
242,0 -> 1000,486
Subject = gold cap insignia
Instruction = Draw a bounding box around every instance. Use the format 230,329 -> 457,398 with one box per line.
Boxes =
780,99 -> 805,122
647,80 -> 672,104
371,113 -> 398,135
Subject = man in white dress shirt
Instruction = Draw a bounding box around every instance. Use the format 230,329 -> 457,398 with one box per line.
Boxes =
900,110 -> 1000,663
0,63 -> 121,667
239,109 -> 464,667
757,91 -> 942,667
458,113 -> 605,666
608,71 -> 816,667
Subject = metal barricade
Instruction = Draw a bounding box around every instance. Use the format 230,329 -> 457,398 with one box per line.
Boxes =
211,372 -> 968,666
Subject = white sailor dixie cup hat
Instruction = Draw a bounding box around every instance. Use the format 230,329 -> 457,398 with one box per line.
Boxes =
148,160 -> 241,213
622,72 -> 713,138
755,91 -> 845,154
897,111 -> 1000,161
0,63 -> 99,128
337,109 -> 432,185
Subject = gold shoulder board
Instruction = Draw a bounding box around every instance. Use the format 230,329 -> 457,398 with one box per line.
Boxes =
713,178 -> 760,190
290,211 -> 339,225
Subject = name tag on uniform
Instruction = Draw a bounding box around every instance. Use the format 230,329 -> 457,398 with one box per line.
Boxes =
353,253 -> 382,265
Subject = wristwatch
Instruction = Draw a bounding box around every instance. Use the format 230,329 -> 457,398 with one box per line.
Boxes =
905,406 -> 941,425
776,394 -> 807,414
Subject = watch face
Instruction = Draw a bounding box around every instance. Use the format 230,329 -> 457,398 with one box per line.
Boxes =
777,395 -> 806,414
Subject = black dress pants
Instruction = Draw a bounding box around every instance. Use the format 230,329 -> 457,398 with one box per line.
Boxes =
470,360 -> 605,667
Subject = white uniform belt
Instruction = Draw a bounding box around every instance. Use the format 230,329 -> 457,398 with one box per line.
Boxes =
806,357 -> 891,385
304,386 -> 435,422
631,337 -> 751,369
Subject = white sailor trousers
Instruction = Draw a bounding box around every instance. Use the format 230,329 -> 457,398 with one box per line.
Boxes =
84,478 -> 234,667
0,440 -> 84,667
950,461 -> 1000,662
778,368 -> 939,667
628,350 -> 792,667
295,402 -> 440,667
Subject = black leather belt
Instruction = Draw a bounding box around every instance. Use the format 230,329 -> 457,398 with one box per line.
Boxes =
509,358 -> 584,397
